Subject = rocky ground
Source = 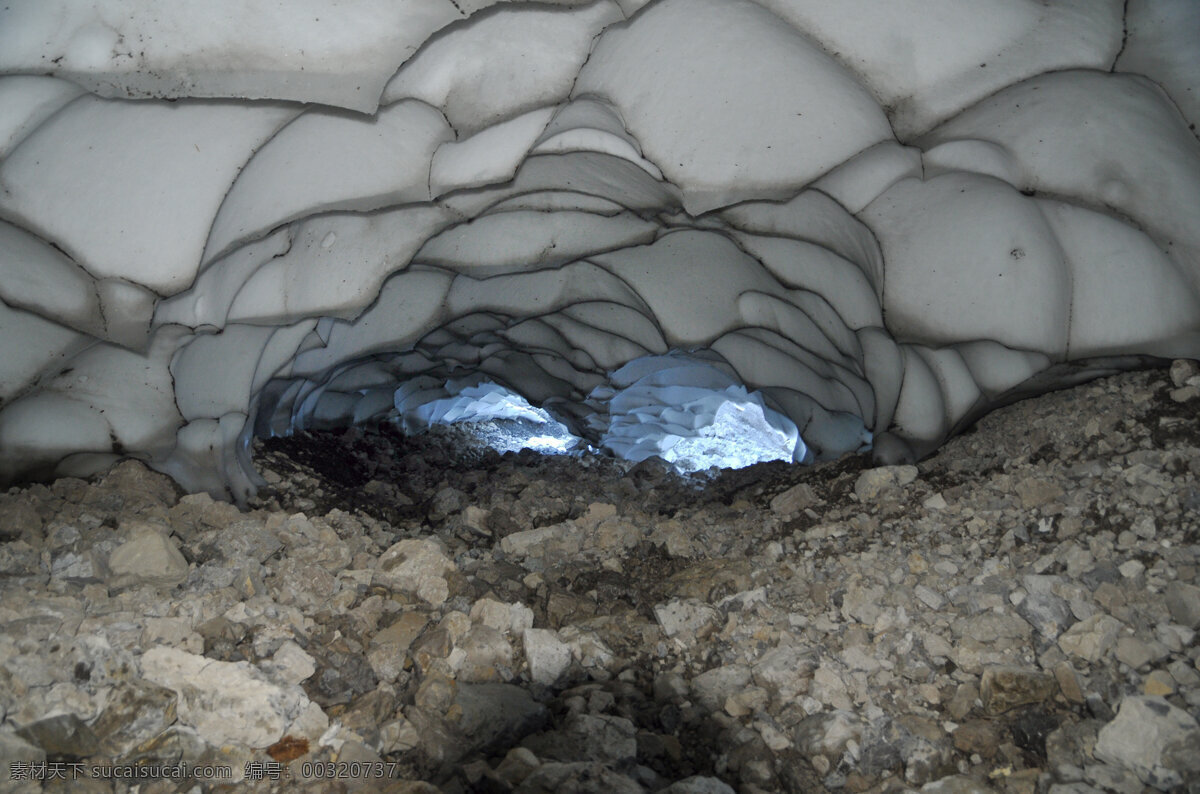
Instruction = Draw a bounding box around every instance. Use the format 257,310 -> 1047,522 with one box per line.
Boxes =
2,361 -> 1200,794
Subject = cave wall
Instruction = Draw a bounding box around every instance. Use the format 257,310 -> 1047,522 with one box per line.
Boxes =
0,0 -> 1198,499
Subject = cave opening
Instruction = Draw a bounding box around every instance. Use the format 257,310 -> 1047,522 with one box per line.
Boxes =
250,350 -> 833,485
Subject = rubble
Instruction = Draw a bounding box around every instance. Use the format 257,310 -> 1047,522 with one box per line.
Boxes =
0,365 -> 1198,792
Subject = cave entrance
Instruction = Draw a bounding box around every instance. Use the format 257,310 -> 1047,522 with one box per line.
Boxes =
393,377 -> 584,457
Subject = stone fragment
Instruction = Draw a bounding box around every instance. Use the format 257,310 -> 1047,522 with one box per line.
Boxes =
654,598 -> 720,640
1163,581 -> 1200,628
470,597 -> 534,635
1016,591 -> 1073,639
1058,614 -> 1124,662
454,683 -> 548,757
853,465 -> 918,500
1084,762 -> 1149,794
213,519 -> 282,563
660,776 -> 737,794
106,523 -> 189,588
842,580 -> 886,625
140,645 -> 328,747
914,584 -> 945,610
724,685 -> 769,718
0,729 -> 44,784
770,483 -> 815,515
374,538 -> 455,605
1114,636 -> 1160,670
952,720 -> 1001,759
90,679 -> 178,756
920,776 -> 997,793
454,624 -> 513,682
523,628 -> 572,686
493,746 -> 541,786
1170,358 -> 1200,387
566,713 -> 636,763
515,761 -> 643,793
940,681 -> 979,724
1052,662 -> 1085,704
793,710 -> 865,757
499,523 -> 582,561
367,611 -> 428,683
0,495 -> 42,541
980,666 -> 1056,714
374,611 -> 429,651
262,639 -> 317,685
691,665 -> 752,712
1015,477 -> 1064,508
1094,696 -> 1200,790
15,713 -> 100,759
1143,671 -> 1175,697
1169,385 -> 1200,402
922,492 -> 948,510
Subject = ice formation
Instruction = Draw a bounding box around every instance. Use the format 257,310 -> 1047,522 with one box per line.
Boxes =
1,0 -> 1198,499
393,376 -> 581,455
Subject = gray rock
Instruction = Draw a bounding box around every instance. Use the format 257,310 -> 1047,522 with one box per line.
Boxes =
212,519 -> 283,563
0,495 -> 43,542
1114,636 -> 1165,671
793,710 -> 865,757
1163,581 -> 1200,629
90,679 -> 178,757
494,746 -> 541,787
455,683 -> 549,756
106,523 -> 189,588
15,713 -> 100,759
920,775 -> 997,793
500,523 -> 583,562
515,761 -> 645,793
770,483 -> 815,515
1015,477 -> 1064,509
1058,614 -> 1124,662
659,776 -> 736,794
1170,358 -> 1200,387
521,713 -> 637,768
690,664 -> 752,712
854,465 -> 918,501
914,584 -> 946,610
1094,695 -> 1200,790
1016,591 -> 1073,639
567,713 -> 637,764
0,729 -> 45,784
1084,762 -> 1146,794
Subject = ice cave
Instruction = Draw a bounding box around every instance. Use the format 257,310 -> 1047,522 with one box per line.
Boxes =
1,0 -> 1199,500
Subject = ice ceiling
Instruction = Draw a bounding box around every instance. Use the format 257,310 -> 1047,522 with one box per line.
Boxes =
1,0 -> 1199,500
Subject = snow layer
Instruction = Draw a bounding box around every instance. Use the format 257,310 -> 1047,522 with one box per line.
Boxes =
0,0 -> 1198,499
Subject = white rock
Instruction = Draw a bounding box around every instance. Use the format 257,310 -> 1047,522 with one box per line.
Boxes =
374,538 -> 455,606
854,465 -> 918,500
261,640 -> 317,686
522,629 -> 572,687
140,646 -> 327,747
106,524 -> 189,589
653,599 -> 721,640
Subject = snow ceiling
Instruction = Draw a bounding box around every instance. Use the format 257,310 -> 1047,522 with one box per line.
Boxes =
1,0 -> 1199,499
